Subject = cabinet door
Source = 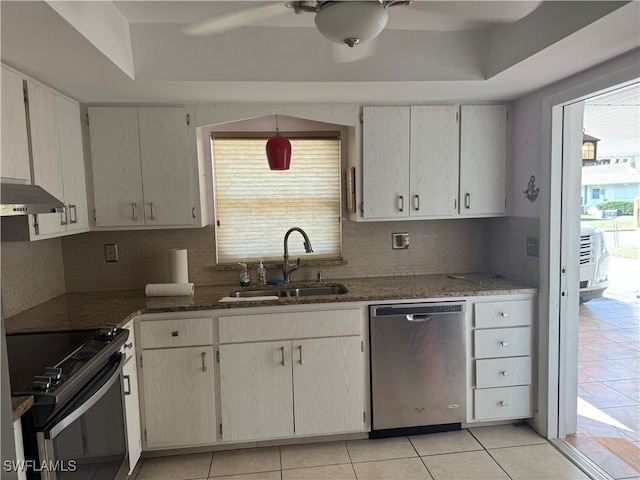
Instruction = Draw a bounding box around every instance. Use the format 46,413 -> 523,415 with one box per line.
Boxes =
459,105 -> 507,216
138,107 -> 195,226
27,81 -> 65,236
56,95 -> 89,233
1,66 -> 30,183
141,346 -> 216,448
219,341 -> 293,442
88,107 -> 144,227
122,324 -> 141,474
362,106 -> 410,219
293,336 -> 364,436
410,106 -> 460,216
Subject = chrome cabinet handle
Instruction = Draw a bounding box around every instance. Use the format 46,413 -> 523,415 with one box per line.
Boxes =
500,401 -> 509,407
123,375 -> 131,395
500,340 -> 509,347
171,331 -> 179,337
465,193 -> 471,209
500,312 -> 509,318
123,342 -> 133,349
298,345 -> 303,365
501,370 -> 511,377
413,195 -> 420,211
150,202 -> 156,220
201,352 -> 207,372
397,195 -> 404,212
132,202 -> 138,221
60,208 -> 68,226
280,346 -> 286,366
69,204 -> 77,224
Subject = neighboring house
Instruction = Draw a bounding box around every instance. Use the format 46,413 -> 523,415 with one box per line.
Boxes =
581,163 -> 640,210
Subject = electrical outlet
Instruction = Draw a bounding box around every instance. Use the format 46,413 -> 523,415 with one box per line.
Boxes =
104,244 -> 119,262
392,233 -> 410,249
526,236 -> 539,257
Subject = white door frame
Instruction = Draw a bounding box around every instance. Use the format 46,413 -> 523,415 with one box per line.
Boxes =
539,66 -> 639,440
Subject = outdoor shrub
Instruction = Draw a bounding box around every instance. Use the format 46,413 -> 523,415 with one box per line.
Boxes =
596,200 -> 634,215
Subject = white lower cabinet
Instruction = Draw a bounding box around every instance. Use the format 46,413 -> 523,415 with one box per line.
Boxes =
469,296 -> 536,422
121,321 -> 141,474
138,316 -> 216,449
218,308 -> 366,442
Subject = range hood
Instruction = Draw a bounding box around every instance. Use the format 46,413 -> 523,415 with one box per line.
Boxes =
0,183 -> 65,216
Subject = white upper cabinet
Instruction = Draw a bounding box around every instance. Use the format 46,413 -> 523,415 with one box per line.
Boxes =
410,106 -> 460,216
1,66 -> 30,184
361,104 -> 507,221
56,95 -> 89,234
26,80 -> 89,239
362,106 -> 410,219
459,105 -> 507,216
88,106 -> 203,229
88,107 -> 143,227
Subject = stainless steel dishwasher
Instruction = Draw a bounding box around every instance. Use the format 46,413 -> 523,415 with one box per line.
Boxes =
369,301 -> 466,438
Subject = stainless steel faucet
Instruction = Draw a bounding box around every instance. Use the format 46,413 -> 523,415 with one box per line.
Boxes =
283,227 -> 313,284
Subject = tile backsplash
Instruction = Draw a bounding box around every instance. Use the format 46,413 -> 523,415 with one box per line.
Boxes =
1,216 -> 539,317
1,237 -> 66,318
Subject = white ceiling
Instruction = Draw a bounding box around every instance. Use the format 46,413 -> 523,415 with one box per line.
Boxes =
1,1 -> 639,105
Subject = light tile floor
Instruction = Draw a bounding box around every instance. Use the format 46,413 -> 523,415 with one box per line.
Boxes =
567,296 -> 640,479
133,424 -> 590,480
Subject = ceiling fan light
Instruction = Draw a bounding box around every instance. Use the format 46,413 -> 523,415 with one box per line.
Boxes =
314,2 -> 389,47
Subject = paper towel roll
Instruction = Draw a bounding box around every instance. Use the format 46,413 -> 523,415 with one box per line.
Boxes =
170,248 -> 189,284
145,283 -> 194,297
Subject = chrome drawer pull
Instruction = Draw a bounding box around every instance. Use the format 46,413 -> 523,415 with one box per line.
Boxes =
500,401 -> 509,407
500,312 -> 509,318
171,331 -> 179,337
501,370 -> 511,377
201,352 -> 207,372
123,342 -> 133,349
299,345 -> 303,365
500,341 -> 509,347
132,202 -> 138,221
280,346 -> 286,366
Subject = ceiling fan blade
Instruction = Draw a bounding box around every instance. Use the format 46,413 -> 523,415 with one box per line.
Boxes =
332,37 -> 379,64
182,3 -> 286,37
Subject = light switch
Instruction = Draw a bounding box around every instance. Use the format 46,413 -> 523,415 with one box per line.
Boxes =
526,236 -> 539,257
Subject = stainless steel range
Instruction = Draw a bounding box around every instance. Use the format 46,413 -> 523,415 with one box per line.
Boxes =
8,326 -> 129,480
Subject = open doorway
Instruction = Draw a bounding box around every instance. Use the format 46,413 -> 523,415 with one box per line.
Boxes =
566,84 -> 640,479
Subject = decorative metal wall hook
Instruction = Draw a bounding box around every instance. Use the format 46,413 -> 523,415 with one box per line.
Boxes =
523,175 -> 540,202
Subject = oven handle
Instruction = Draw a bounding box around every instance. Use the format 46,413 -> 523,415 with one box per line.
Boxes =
47,354 -> 125,440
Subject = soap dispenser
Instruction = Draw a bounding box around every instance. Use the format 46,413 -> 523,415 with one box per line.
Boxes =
257,260 -> 267,286
238,263 -> 250,287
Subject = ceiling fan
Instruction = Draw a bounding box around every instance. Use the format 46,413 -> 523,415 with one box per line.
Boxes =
183,1 -> 413,48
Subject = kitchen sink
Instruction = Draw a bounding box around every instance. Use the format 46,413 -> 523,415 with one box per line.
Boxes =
286,285 -> 348,297
229,284 -> 348,298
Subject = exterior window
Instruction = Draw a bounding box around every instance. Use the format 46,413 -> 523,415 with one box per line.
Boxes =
591,188 -> 600,200
212,134 -> 342,264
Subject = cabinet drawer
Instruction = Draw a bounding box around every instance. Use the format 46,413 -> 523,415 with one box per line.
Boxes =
476,356 -> 531,388
219,309 -> 362,343
139,317 -> 213,349
474,327 -> 530,359
474,385 -> 531,420
474,299 -> 533,328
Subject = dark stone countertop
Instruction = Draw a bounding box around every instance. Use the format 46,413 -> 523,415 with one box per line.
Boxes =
5,273 -> 537,335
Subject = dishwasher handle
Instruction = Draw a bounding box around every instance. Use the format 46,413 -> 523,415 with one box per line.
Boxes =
406,314 -> 432,322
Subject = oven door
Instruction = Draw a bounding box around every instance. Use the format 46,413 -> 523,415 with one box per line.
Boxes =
36,354 -> 127,480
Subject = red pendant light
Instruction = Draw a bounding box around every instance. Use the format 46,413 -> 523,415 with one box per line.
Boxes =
266,115 -> 291,170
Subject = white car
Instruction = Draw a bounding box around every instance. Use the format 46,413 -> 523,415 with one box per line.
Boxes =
580,223 -> 610,303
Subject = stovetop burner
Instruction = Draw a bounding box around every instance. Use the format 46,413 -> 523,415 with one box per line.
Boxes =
13,326 -> 129,404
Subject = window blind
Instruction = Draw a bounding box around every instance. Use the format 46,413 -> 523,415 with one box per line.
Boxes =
212,137 -> 342,264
